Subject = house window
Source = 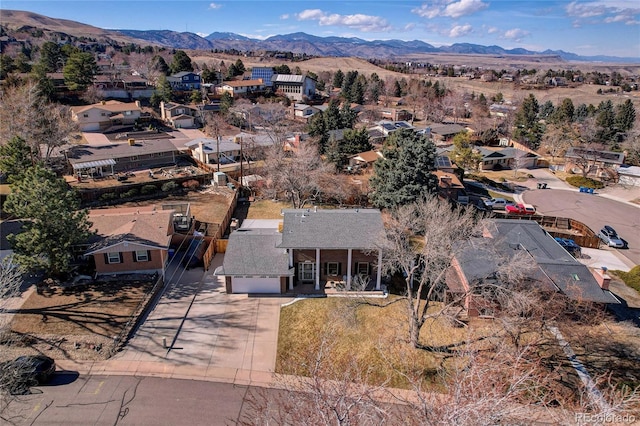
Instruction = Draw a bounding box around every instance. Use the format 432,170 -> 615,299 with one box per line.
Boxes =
327,262 -> 340,276
298,262 -> 315,281
83,114 -> 89,118
356,262 -> 369,276
134,250 -> 149,262
107,252 -> 121,264
130,155 -> 139,161
124,111 -> 132,116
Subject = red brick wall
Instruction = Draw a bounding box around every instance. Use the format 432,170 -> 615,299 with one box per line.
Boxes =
94,249 -> 167,274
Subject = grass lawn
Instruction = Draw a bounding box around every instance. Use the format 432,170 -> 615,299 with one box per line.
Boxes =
276,296 -> 498,389
4,280 -> 154,361
246,199 -> 291,219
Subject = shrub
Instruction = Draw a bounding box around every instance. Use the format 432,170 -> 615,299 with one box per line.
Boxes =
611,266 -> 640,293
100,192 -> 117,201
119,188 -> 138,199
141,184 -> 158,195
565,176 -> 604,189
162,181 -> 179,192
492,163 -> 503,171
182,179 -> 200,190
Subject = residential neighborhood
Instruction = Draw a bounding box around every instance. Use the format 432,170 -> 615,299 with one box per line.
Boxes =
1,8 -> 639,424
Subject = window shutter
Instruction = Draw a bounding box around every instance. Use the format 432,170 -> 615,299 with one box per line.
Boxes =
323,263 -> 327,274
338,263 -> 342,275
147,250 -> 151,261
104,253 -> 109,264
132,252 -> 137,262
119,252 -> 123,263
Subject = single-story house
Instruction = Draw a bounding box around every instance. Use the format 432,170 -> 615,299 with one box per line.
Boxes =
564,147 -> 625,178
427,123 -> 466,145
66,139 -> 180,178
446,219 -> 619,317
85,206 -> 174,277
185,138 -> 242,166
292,103 -> 321,120
476,147 -> 540,171
349,150 -> 384,168
617,165 -> 640,187
219,79 -> 265,97
216,209 -> 385,294
160,101 -> 197,129
71,100 -> 142,132
379,108 -> 412,122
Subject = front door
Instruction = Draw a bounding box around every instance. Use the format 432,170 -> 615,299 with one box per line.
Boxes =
298,262 -> 315,281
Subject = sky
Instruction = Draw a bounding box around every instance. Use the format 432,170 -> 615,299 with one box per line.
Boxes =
3,0 -> 640,58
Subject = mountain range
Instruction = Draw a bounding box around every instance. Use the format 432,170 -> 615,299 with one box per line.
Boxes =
2,10 -> 638,63
118,29 -> 638,63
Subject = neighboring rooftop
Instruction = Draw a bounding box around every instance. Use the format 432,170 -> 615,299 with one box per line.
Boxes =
219,227 -> 292,277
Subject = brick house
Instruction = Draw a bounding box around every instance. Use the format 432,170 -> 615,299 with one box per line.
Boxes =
85,206 -> 174,277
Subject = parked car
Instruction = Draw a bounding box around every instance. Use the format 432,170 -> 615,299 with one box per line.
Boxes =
485,198 -> 514,210
0,355 -> 56,395
598,226 -> 625,248
554,237 -> 581,257
505,203 -> 536,215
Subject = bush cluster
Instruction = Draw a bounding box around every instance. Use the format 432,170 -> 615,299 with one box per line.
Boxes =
565,175 -> 604,189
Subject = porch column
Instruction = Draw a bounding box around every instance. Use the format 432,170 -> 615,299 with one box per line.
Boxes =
347,248 -> 352,290
288,249 -> 293,268
289,275 -> 293,291
315,249 -> 320,290
376,249 -> 382,290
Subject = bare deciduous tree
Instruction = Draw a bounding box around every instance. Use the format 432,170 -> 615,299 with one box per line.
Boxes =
542,123 -> 575,163
378,196 -> 486,349
0,81 -> 78,163
263,141 -> 328,208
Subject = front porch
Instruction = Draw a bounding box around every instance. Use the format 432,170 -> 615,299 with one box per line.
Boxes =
284,279 -> 386,297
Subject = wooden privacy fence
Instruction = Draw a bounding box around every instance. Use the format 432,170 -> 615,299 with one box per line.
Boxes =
493,213 -> 601,248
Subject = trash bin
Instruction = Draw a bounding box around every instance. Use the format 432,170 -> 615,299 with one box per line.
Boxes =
579,186 -> 585,193
537,183 -> 541,189
589,188 -> 594,194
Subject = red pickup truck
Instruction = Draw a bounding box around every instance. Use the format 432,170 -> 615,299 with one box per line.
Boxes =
505,203 -> 536,215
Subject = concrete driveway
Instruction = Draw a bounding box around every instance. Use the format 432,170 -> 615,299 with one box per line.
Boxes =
111,254 -> 288,374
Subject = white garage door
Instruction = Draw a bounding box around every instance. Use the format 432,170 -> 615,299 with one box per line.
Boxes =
232,277 -> 281,294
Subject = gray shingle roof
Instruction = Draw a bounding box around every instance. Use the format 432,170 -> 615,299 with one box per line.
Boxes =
221,228 -> 292,276
278,209 -> 384,250
455,219 -> 619,304
67,139 -> 178,164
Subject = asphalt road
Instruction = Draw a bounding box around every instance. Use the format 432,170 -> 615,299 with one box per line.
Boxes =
5,375 -> 255,425
523,189 -> 640,266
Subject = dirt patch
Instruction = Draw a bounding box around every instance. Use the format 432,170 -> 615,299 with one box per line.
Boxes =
2,279 -> 154,362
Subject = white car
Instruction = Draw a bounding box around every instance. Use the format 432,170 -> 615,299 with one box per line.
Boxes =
484,198 -> 514,210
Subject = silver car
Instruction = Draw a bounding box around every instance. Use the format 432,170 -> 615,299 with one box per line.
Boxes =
598,226 -> 625,248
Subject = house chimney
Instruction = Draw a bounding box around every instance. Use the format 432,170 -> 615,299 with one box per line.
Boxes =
199,141 -> 206,164
135,100 -> 141,108
591,267 -> 611,290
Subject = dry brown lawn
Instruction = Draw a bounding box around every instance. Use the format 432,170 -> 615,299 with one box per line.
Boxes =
3,280 -> 154,361
277,296 -> 500,389
246,199 -> 292,219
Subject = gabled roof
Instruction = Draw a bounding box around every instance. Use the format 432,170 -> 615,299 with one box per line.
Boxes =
278,209 -> 384,250
170,71 -> 198,78
86,207 -> 173,254
71,101 -> 141,115
219,227 -> 293,277
428,123 -> 465,136
351,150 -> 383,163
455,219 -> 619,304
223,79 -> 264,88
